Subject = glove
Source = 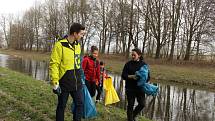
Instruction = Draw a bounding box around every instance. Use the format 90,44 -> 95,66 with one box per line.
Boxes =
52,85 -> 61,95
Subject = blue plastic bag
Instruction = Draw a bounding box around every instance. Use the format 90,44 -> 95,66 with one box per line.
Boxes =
135,65 -> 158,96
71,84 -> 97,118
71,59 -> 97,118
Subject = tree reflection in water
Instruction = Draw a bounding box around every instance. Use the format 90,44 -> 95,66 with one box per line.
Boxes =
0,54 -> 214,121
110,72 -> 215,121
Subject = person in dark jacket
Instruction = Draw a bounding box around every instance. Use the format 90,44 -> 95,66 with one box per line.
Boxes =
82,46 -> 100,97
50,23 -> 85,121
121,48 -> 148,121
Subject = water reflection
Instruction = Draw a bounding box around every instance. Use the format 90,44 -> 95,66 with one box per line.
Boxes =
109,72 -> 215,121
0,53 -> 215,121
0,54 -> 50,81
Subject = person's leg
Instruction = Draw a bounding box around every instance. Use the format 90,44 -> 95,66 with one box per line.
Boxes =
85,80 -> 93,97
100,85 -> 103,98
71,86 -> 83,121
85,80 -> 96,97
56,91 -> 69,121
85,80 -> 90,91
133,91 -> 145,119
90,82 -> 96,97
126,90 -> 135,121
96,85 -> 102,101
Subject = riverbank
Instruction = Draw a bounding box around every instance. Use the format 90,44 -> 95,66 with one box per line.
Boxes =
0,67 -> 150,121
1,49 -> 215,90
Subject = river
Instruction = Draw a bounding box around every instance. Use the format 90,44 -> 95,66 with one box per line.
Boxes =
0,53 -> 214,121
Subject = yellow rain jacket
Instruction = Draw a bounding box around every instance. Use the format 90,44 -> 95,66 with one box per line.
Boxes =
49,39 -> 81,87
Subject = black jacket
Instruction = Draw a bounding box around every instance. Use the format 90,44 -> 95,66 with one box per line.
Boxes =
121,60 -> 146,91
59,69 -> 82,92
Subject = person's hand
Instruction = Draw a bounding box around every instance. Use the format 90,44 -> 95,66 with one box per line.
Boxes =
128,75 -> 139,80
95,80 -> 99,86
53,85 -> 61,95
98,82 -> 103,87
128,75 -> 135,79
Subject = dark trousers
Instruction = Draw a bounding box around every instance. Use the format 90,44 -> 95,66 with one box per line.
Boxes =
56,87 -> 83,121
126,90 -> 145,121
96,85 -> 103,100
85,80 -> 96,97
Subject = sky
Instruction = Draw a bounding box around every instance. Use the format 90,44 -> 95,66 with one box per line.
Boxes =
0,0 -> 44,15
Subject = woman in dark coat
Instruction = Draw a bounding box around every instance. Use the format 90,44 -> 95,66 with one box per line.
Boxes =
121,48 -> 148,121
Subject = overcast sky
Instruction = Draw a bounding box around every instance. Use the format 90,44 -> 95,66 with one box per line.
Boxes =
0,0 -> 44,15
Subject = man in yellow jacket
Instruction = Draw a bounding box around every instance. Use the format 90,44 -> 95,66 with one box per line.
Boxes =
49,23 -> 85,121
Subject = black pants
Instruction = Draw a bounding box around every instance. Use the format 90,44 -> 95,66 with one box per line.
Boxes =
126,90 -> 145,121
96,84 -> 103,100
85,80 -> 96,97
56,87 -> 83,121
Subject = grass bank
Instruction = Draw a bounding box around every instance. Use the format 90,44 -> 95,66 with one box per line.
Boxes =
1,49 -> 215,90
0,67 -> 150,121
102,55 -> 215,90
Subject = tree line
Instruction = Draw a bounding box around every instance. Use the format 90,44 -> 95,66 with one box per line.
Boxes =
0,0 -> 215,61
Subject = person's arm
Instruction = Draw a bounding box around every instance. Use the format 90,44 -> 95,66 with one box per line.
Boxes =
81,57 -> 88,71
103,69 -> 108,79
146,64 -> 150,82
96,61 -> 101,85
49,42 -> 62,86
79,56 -> 86,84
121,63 -> 129,80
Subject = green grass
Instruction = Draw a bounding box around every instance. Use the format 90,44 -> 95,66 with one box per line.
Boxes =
0,67 -> 150,121
99,55 -> 215,90
151,64 -> 215,88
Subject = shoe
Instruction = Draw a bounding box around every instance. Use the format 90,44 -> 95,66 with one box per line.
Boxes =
95,100 -> 100,103
96,99 -> 102,103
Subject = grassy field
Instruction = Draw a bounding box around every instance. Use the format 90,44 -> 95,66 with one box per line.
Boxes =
1,49 -> 215,89
0,67 -> 150,121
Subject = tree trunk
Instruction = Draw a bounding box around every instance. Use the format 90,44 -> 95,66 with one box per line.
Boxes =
126,0 -> 134,59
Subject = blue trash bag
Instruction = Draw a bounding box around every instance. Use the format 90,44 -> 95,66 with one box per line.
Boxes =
135,65 -> 158,96
71,84 -> 97,118
71,59 -> 97,118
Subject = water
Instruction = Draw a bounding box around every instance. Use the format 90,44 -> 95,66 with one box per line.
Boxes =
110,73 -> 215,121
0,54 -> 50,81
0,53 -> 214,121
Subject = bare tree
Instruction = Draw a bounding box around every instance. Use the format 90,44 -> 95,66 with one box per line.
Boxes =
169,0 -> 182,60
139,0 -> 150,55
33,2 -> 42,51
0,31 -> 4,48
1,0 -> 215,61
183,0 -> 210,60
62,0 -> 75,32
125,0 -> 135,59
0,15 -> 9,47
41,0 -> 61,52
148,0 -> 169,59
23,8 -> 35,51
